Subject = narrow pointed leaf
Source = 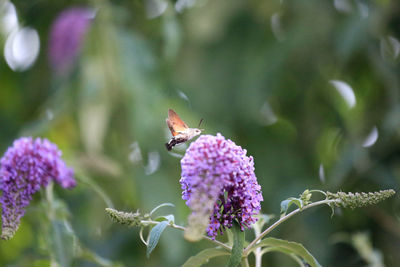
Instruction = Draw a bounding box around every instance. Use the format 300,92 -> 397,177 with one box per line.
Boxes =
182,248 -> 230,267
149,203 -> 175,216
146,221 -> 168,258
249,238 -> 321,267
48,220 -> 77,267
280,198 -> 303,215
155,214 -> 175,223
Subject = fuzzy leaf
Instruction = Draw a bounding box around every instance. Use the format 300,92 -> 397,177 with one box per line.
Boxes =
250,238 -> 321,267
280,198 -> 303,215
182,248 -> 230,267
155,214 -> 175,223
149,203 -> 175,216
48,220 -> 77,267
146,221 -> 168,258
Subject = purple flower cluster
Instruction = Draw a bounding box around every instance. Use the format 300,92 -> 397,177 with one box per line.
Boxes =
180,134 -> 263,239
0,137 -> 76,240
48,7 -> 94,75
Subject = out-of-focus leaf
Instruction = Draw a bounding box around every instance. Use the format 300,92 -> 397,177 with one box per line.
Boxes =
252,214 -> 275,235
319,164 -> 326,184
32,259 -> 52,267
329,80 -> 356,109
249,238 -> 321,267
163,13 -> 182,61
146,221 -> 169,258
75,171 -> 114,208
48,220 -> 77,267
182,248 -> 230,267
271,13 -> 285,42
362,126 -> 379,148
351,232 -> 384,267
77,154 -> 122,178
175,0 -> 196,13
78,245 -> 124,267
144,151 -> 161,175
332,232 -> 385,267
334,0 -> 353,13
145,0 -> 168,19
380,35 -> 400,62
79,102 -> 110,154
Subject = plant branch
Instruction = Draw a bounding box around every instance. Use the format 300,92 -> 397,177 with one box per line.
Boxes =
244,199 -> 340,255
241,257 -> 250,267
141,220 -> 231,251
252,220 -> 263,267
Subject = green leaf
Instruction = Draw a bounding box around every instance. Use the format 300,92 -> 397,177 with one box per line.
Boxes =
226,223 -> 244,267
149,203 -> 175,216
182,248 -> 230,267
48,220 -> 77,267
146,221 -> 169,258
280,198 -> 303,215
300,190 -> 312,205
261,247 -> 306,266
155,214 -> 175,223
226,229 -> 234,247
250,238 -> 321,267
252,214 -> 275,235
76,171 -> 114,209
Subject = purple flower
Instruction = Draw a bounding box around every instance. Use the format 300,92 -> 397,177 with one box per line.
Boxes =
48,7 -> 94,75
180,133 -> 263,240
0,137 -> 76,240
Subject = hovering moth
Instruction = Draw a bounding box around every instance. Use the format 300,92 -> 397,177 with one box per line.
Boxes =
165,109 -> 203,151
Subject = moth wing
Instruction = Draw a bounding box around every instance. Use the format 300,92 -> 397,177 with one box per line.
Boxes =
167,109 -> 189,135
166,118 -> 179,136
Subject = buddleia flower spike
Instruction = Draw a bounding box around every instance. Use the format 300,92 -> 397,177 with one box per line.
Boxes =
0,137 -> 76,240
180,133 -> 263,240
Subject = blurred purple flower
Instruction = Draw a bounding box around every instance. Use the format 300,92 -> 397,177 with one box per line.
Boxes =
180,133 -> 263,240
0,137 -> 75,240
48,7 -> 94,75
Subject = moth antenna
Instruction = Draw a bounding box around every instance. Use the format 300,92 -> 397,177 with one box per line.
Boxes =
197,118 -> 204,128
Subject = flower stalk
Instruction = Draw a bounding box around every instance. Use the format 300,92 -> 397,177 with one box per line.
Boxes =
244,190 -> 395,256
244,199 -> 340,256
105,208 -> 231,251
327,190 -> 395,209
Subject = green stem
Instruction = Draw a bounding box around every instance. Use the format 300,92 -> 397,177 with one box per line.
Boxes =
226,222 -> 245,267
79,246 -> 115,267
141,220 -> 231,251
253,221 -> 262,267
45,183 -> 67,265
241,257 -> 250,267
244,199 -> 340,256
76,172 -> 114,208
45,182 -> 56,220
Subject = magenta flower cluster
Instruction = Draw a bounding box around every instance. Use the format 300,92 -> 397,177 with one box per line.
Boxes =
0,137 -> 76,239
180,134 -> 263,239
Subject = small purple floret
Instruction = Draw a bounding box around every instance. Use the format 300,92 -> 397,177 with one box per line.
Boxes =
180,133 -> 263,239
0,137 -> 76,239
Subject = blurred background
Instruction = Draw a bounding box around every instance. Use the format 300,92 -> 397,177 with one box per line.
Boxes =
0,0 -> 399,266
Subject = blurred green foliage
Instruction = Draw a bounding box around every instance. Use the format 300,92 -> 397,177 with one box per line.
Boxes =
0,0 -> 399,266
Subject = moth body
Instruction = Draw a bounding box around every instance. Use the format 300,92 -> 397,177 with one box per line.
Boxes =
165,109 -> 202,151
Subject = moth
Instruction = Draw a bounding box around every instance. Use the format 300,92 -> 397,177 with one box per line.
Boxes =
165,109 -> 203,151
